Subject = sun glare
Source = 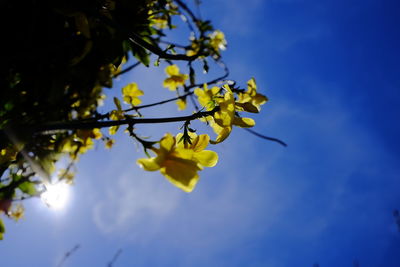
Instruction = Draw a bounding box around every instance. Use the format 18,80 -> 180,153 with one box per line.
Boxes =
41,182 -> 70,209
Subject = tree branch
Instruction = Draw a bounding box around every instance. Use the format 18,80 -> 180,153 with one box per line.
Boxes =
31,108 -> 219,133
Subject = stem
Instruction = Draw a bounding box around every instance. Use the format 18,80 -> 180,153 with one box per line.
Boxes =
108,249 -> 123,267
57,244 -> 81,267
113,62 -> 141,78
159,40 -> 189,49
32,108 -> 219,133
244,128 -> 287,147
127,91 -> 193,111
175,0 -> 200,24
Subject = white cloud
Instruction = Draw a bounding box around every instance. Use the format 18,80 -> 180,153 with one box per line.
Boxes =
92,170 -> 181,236
201,0 -> 264,36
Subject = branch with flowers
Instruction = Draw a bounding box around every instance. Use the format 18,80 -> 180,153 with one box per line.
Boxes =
0,0 -> 284,239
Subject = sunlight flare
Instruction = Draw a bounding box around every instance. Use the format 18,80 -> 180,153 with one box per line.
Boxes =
41,182 -> 70,209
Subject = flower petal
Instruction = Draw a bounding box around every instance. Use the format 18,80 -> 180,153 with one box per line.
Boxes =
130,97 -> 142,106
109,125 -> 119,135
173,148 -> 194,160
235,102 -> 259,113
194,87 -> 204,97
163,77 -> 177,91
253,93 -> 268,106
233,117 -> 255,128
160,133 -> 175,151
211,86 -> 220,95
137,157 -> 161,171
193,150 -> 218,167
165,64 -> 180,76
247,78 -> 257,95
161,159 -> 200,192
210,124 -> 232,144
191,134 -> 210,152
176,98 -> 186,110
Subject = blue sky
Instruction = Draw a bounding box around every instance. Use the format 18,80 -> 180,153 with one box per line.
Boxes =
1,0 -> 400,266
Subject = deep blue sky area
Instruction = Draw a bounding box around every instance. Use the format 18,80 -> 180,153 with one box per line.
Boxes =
1,1 -> 400,266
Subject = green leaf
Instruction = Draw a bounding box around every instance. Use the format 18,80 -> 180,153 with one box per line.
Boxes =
154,57 -> 160,67
12,173 -> 23,182
4,102 -> 13,111
131,44 -> 150,67
38,154 -> 57,175
198,20 -> 213,33
0,218 -> 4,240
18,182 -> 36,196
113,97 -> 122,110
188,127 -> 196,133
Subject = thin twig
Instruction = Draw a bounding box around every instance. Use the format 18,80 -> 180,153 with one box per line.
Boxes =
244,128 -> 287,147
107,249 -> 123,267
57,244 -> 81,267
175,0 -> 200,24
159,40 -> 189,49
394,209 -> 400,232
113,62 -> 141,78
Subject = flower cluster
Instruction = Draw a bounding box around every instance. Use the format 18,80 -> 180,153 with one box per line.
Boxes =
137,133 -> 218,192
194,79 -> 267,143
186,30 -> 227,58
60,128 -> 103,158
135,73 -> 268,192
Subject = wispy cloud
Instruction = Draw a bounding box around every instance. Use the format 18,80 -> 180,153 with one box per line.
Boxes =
92,170 -> 180,236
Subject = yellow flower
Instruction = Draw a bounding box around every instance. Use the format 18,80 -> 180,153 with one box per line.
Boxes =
209,30 -> 227,53
108,125 -> 119,135
77,136 -> 94,154
109,57 -> 126,76
10,204 -> 24,221
0,146 -> 18,164
148,9 -> 170,29
122,82 -> 143,106
208,116 -> 255,144
150,17 -> 169,29
109,97 -> 125,135
204,84 -> 255,144
236,78 -> 268,113
110,97 -> 124,120
213,85 -> 235,127
105,139 -> 115,149
176,98 -> 187,110
58,169 -> 75,184
73,128 -> 101,154
76,128 -> 102,140
163,65 -> 188,91
194,84 -> 220,110
209,121 -> 232,144
137,133 -> 218,192
186,41 -> 200,57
